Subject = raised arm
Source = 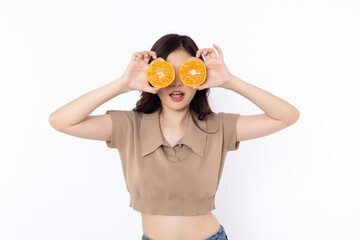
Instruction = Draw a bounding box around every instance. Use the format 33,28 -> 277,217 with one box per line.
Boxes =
194,43 -> 300,143
49,50 -> 159,142
48,78 -> 132,142
222,74 -> 300,142
49,78 -> 129,131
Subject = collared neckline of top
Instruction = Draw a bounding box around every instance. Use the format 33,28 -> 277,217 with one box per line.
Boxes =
140,110 -> 207,158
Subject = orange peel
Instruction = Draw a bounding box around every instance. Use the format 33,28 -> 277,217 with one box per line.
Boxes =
146,60 -> 175,88
179,58 -> 207,87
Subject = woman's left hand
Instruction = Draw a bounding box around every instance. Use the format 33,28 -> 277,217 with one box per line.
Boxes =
191,44 -> 233,90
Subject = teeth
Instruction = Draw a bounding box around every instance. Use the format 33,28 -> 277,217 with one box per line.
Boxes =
170,92 -> 184,98
171,94 -> 183,98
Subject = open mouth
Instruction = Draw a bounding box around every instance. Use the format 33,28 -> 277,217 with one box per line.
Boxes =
169,93 -> 185,98
169,92 -> 185,101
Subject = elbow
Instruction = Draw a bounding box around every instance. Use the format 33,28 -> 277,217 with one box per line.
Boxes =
287,109 -> 300,125
49,113 -> 63,131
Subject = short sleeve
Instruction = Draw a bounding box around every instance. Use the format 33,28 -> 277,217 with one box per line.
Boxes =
221,112 -> 241,152
105,110 -> 133,149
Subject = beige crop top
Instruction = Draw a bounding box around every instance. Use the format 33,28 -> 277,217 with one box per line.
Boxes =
105,109 -> 240,216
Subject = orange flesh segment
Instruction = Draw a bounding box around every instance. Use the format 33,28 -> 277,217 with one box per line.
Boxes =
179,59 -> 207,87
146,60 -> 175,88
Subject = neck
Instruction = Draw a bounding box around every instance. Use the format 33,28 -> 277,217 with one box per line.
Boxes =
159,108 -> 192,128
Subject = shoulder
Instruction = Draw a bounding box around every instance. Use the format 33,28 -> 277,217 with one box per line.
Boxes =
105,110 -> 145,128
217,112 -> 240,121
210,111 -> 240,131
204,111 -> 238,123
105,109 -> 143,118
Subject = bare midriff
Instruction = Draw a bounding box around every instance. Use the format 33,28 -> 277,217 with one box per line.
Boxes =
141,211 -> 221,240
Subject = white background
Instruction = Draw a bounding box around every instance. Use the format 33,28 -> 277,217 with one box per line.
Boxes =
1,0 -> 359,239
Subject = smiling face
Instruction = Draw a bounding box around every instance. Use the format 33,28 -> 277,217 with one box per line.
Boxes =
157,49 -> 197,111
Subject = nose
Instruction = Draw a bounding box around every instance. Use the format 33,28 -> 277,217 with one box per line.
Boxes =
171,77 -> 183,87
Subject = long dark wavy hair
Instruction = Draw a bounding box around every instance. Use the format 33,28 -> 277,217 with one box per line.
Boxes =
132,33 -> 218,134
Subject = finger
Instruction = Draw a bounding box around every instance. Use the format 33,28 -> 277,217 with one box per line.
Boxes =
142,52 -> 152,62
196,49 -> 206,58
213,44 -> 223,59
137,51 -> 145,58
193,84 -> 207,91
197,48 -> 215,59
204,48 -> 216,59
210,48 -> 218,58
132,52 -> 139,61
135,54 -> 142,61
149,51 -> 157,59
148,86 -> 160,94
140,51 -> 148,58
151,58 -> 160,64
206,49 -> 213,59
143,52 -> 150,60
155,57 -> 165,62
204,50 -> 211,61
135,52 -> 144,61
145,52 -> 153,62
149,57 -> 164,66
192,80 -> 208,90
196,49 -> 201,58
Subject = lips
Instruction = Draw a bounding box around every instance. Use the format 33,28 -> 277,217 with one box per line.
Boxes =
169,90 -> 185,96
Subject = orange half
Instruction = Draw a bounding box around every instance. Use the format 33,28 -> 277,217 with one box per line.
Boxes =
179,59 -> 207,87
146,60 -> 175,88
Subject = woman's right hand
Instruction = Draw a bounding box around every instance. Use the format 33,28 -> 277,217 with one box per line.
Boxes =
118,51 -> 163,94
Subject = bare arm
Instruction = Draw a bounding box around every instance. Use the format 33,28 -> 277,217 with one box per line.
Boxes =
223,74 -> 300,142
222,74 -> 300,124
195,44 -> 300,143
49,77 -> 130,131
48,50 -> 159,143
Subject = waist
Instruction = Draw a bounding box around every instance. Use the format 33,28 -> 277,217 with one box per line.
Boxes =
141,212 -> 220,240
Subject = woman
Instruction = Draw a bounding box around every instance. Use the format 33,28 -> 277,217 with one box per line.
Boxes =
49,34 -> 300,240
